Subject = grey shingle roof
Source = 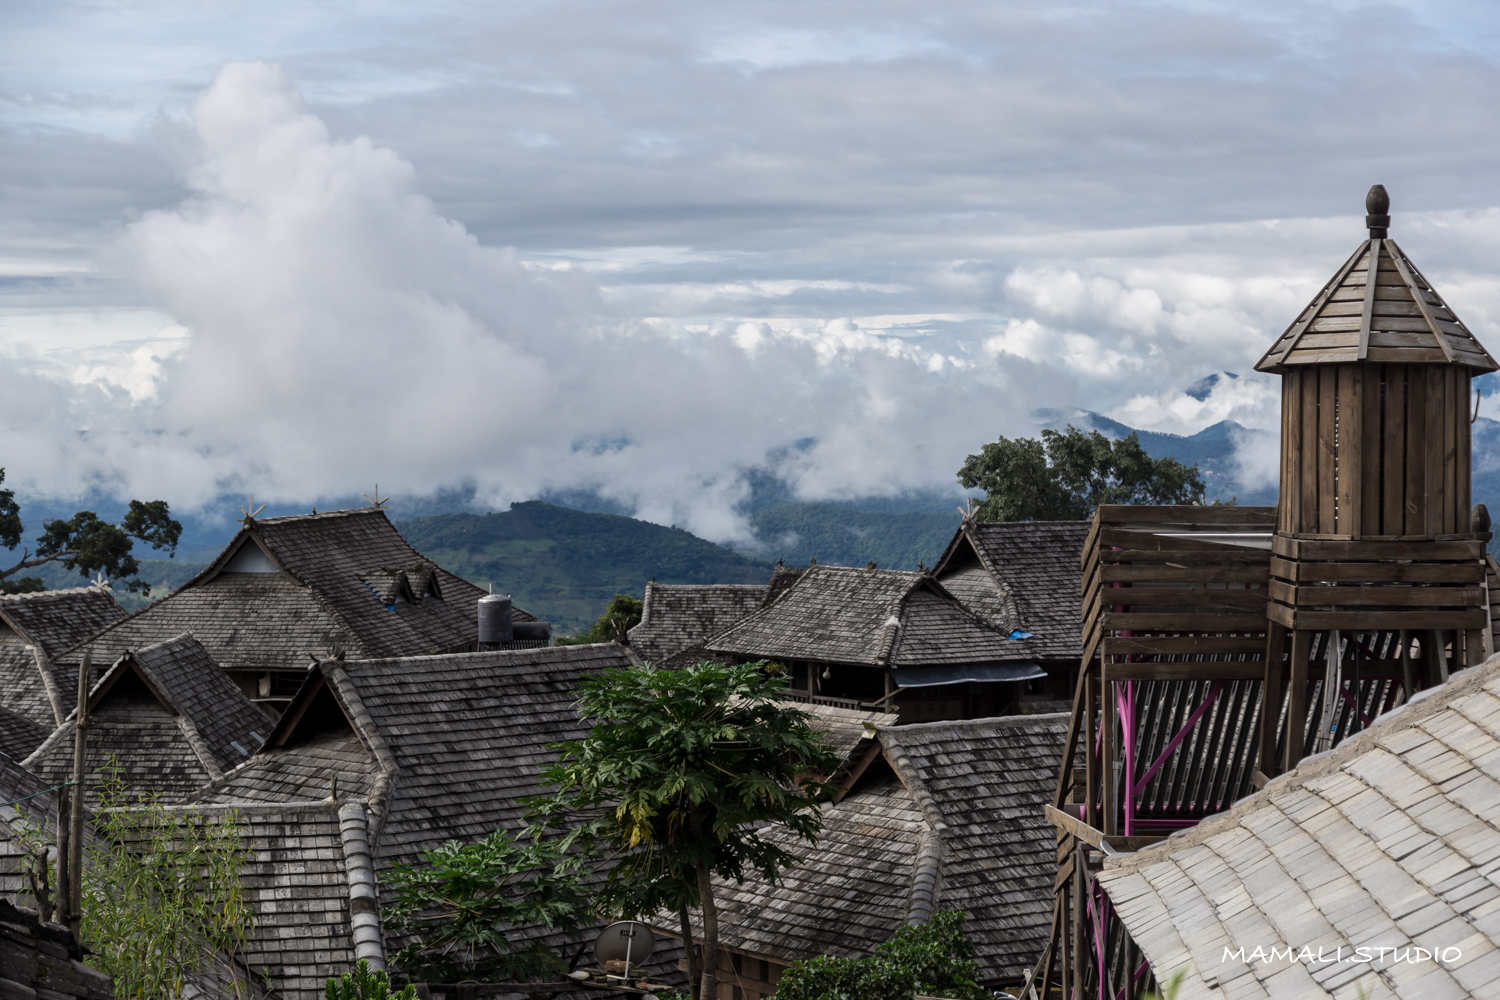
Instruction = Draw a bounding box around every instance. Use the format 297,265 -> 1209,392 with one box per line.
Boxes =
699,773 -> 931,962
53,508 -> 533,674
197,643 -> 634,865
0,585 -> 125,658
0,897 -> 111,1000
1096,654 -> 1500,1000
0,704 -> 49,763
936,521 -> 1090,662
674,713 -> 1068,986
705,565 -> 1034,668
0,586 -> 124,728
787,700 -> 899,763
879,713 -> 1070,983
0,751 -> 70,909
136,800 -> 375,1000
628,582 -> 769,666
23,634 -> 268,806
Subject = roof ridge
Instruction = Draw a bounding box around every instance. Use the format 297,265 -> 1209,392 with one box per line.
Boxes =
878,730 -> 948,834
0,584 -> 113,604
254,507 -> 389,525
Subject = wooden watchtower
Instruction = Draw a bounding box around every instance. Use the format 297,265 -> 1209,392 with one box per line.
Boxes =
1256,185 -> 1498,773
1035,187 -> 1499,1000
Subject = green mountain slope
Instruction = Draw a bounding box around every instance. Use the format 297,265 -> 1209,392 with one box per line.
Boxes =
746,503 -> 962,571
395,501 -> 774,635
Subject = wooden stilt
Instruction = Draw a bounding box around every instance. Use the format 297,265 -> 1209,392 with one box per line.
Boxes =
1261,623 -> 1288,777
1084,675 -> 1097,828
1102,670 -> 1117,837
1398,629 -> 1415,701
1285,631 -> 1312,772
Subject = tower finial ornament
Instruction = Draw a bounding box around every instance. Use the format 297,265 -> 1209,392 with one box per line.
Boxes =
1366,184 -> 1390,238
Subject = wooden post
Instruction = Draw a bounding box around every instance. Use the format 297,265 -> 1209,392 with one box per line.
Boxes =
1285,631 -> 1312,772
1101,669 -> 1117,837
1084,675 -> 1097,828
1074,846 -> 1088,1000
1261,623 -> 1288,778
55,785 -> 70,929
67,651 -> 90,939
1432,630 -> 1450,684
1399,629 -> 1415,701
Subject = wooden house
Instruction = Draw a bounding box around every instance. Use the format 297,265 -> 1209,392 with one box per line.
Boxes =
932,519 -> 1091,708
628,580 -> 774,667
49,507 -> 534,716
23,633 -> 268,806
703,564 -> 1046,722
660,713 -> 1068,998
185,642 -> 686,996
0,585 -> 124,727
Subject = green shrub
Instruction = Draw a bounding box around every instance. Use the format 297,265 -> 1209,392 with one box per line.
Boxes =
771,911 -> 989,1000
325,960 -> 419,1000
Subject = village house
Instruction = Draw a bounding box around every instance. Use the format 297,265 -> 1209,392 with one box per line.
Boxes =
658,713 -> 1069,999
0,585 -> 125,729
23,633 -> 268,806
700,564 -> 1047,723
931,519 -> 1090,709
48,507 -> 539,716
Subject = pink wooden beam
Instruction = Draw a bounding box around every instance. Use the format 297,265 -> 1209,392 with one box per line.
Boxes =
1131,681 -> 1227,798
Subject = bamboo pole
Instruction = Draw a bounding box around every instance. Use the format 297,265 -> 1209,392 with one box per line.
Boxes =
67,650 -> 91,939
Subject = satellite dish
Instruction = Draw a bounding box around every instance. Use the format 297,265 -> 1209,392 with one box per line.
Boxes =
594,921 -> 656,966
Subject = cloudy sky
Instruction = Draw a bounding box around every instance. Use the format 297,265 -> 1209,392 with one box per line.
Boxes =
4,0 -> 1500,542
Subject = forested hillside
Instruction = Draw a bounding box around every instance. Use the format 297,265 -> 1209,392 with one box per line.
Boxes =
396,501 -> 774,634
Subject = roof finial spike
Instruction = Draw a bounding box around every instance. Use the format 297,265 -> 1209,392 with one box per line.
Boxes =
1366,184 -> 1390,238
238,494 -> 266,523
363,483 -> 389,509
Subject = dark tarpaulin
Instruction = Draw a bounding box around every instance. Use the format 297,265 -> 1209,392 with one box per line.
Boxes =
891,662 -> 1047,687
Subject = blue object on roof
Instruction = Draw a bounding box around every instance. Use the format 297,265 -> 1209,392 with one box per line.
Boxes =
1008,630 -> 1035,639
892,662 -> 1047,687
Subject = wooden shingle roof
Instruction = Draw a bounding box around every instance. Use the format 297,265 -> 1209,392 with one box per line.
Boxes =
53,508 -> 532,673
1096,654 -> 1500,1000
24,634 -> 268,805
131,800 -> 379,1000
0,586 -> 123,728
0,750 -> 66,907
0,705 -> 49,764
678,714 -> 1068,985
1255,188 -> 1497,374
936,521 -> 1089,662
196,643 -> 635,865
0,585 -> 124,658
628,581 -> 769,667
879,714 -> 1070,983
704,565 -> 1033,668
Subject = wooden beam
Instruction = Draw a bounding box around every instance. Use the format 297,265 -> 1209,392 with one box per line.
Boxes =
1261,622 -> 1287,778
1388,241 -> 1457,363
1358,239 -> 1380,361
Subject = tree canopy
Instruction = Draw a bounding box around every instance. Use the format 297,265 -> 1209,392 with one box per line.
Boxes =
0,468 -> 182,595
957,425 -> 1204,521
554,593 -> 643,645
529,660 -> 845,1000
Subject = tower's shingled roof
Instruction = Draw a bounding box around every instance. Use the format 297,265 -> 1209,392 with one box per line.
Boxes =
1256,186 -> 1497,374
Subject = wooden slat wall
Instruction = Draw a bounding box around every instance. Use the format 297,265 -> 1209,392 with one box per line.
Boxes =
1278,363 -> 1469,541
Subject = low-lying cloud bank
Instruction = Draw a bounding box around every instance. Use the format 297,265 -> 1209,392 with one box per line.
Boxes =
4,62 -> 1500,544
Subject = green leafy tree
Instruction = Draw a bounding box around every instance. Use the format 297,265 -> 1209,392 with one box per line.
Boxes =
326,960 -> 419,1000
0,468 -> 183,594
771,911 -> 988,1000
84,763 -> 253,999
555,593 -> 644,645
957,425 -> 1205,521
381,830 -> 588,983
529,661 -> 845,1000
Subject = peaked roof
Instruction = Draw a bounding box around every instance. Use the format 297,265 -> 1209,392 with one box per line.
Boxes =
879,714 -> 1070,983
194,642 -> 635,864
0,704 -> 49,763
1256,191 -> 1497,373
0,585 -> 124,657
0,586 -> 120,728
672,713 -> 1069,985
24,633 -> 269,803
628,581 -> 769,666
53,507 -> 531,672
1097,653 -> 1500,1000
935,520 -> 1089,662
